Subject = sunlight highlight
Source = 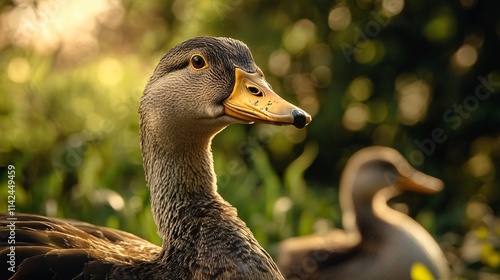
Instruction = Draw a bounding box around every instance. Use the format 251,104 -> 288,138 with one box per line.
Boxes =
3,0 -> 124,57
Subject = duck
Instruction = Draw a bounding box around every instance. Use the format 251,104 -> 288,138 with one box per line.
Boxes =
277,146 -> 450,280
0,36 -> 311,280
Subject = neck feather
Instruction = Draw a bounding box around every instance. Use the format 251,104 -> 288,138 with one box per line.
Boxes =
141,127 -> 222,241
340,170 -> 394,236
352,190 -> 391,236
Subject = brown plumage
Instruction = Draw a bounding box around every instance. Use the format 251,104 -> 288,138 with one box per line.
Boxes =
0,37 -> 311,279
277,146 -> 450,280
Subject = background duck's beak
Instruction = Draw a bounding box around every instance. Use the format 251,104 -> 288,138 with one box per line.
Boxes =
223,68 -> 312,128
397,168 -> 444,194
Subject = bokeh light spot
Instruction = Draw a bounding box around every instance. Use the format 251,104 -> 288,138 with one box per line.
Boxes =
328,5 -> 351,31
466,153 -> 495,181
466,201 -> 492,220
460,0 -> 477,9
90,188 -> 125,211
98,57 -> 124,87
396,74 -> 431,125
382,0 -> 405,16
268,49 -> 291,77
424,11 -> 456,42
342,103 -> 369,131
348,76 -> 373,101
451,44 -> 478,72
309,44 -> 333,67
311,66 -> 332,88
353,40 -> 385,64
274,196 -> 293,215
7,57 -> 31,83
283,19 -> 316,54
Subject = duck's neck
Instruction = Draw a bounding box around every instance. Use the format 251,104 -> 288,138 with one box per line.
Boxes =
141,131 -> 226,243
353,191 -> 392,236
342,186 -> 395,239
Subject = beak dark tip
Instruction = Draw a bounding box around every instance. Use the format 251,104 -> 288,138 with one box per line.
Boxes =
292,109 -> 308,129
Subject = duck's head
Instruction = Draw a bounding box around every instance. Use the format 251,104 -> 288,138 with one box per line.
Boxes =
140,37 -> 311,143
340,147 -> 443,228
342,146 -> 444,201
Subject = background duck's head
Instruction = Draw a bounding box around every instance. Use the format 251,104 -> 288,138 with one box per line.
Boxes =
140,37 -> 311,144
342,146 -> 443,200
340,146 -> 444,229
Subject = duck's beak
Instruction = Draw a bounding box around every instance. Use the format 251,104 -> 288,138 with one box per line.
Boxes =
223,68 -> 312,128
397,168 -> 444,194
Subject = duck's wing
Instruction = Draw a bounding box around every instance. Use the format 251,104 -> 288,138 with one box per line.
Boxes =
0,213 -> 161,280
277,229 -> 362,279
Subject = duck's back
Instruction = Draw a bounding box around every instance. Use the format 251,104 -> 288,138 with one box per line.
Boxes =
0,213 -> 161,279
1,211 -> 283,280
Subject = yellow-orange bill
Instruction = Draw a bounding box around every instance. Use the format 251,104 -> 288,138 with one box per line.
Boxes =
223,68 -> 311,128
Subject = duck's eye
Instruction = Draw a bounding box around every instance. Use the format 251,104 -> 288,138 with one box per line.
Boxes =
191,55 -> 207,69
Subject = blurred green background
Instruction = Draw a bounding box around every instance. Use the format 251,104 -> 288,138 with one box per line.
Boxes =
0,0 -> 499,278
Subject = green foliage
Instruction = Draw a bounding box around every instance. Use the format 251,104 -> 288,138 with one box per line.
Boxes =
0,0 -> 499,278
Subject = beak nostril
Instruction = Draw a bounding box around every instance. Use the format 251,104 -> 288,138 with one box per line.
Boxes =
247,86 -> 263,97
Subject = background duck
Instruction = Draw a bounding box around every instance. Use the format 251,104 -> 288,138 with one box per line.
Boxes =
0,37 -> 311,279
278,146 -> 450,280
